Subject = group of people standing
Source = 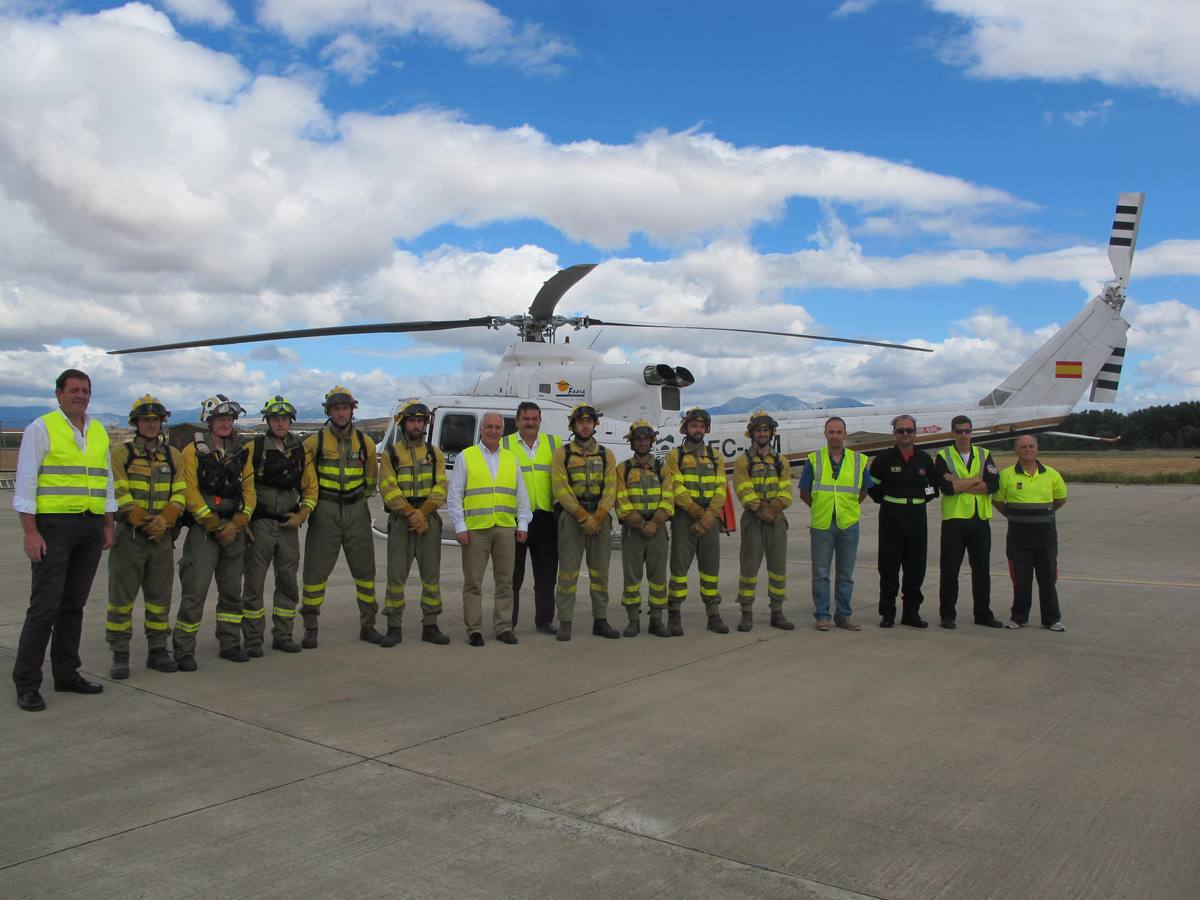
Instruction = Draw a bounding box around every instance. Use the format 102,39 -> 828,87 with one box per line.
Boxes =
11,369 -> 1069,713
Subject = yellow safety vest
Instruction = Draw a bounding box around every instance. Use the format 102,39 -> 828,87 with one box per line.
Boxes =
461,445 -> 519,529
807,447 -> 866,529
734,450 -> 790,506
616,457 -> 672,519
310,427 -> 367,497
501,433 -> 560,512
673,445 -> 721,506
35,412 -> 111,514
114,439 -> 185,515
937,446 -> 993,521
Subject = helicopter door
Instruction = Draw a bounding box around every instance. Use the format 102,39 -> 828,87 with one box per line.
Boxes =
438,412 -> 483,469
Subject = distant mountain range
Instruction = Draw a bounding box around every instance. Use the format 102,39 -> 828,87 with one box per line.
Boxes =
0,406 -> 125,429
707,394 -> 870,415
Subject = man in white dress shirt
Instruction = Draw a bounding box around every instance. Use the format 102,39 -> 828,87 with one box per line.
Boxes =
446,412 -> 530,646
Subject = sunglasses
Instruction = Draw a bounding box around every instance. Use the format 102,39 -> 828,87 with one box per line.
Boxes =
954,428 -> 973,435
894,427 -> 915,434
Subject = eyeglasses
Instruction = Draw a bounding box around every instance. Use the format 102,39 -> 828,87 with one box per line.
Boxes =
954,428 -> 973,435
894,428 -> 915,434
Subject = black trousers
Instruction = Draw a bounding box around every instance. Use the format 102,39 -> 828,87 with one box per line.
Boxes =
512,509 -> 559,628
939,517 -> 994,623
13,513 -> 105,693
1007,541 -> 1061,626
877,504 -> 927,619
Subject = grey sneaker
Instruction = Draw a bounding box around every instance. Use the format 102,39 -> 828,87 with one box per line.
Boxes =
1005,620 -> 1024,629
1045,621 -> 1066,632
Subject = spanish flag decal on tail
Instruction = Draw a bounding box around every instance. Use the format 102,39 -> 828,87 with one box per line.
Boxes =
1055,360 -> 1084,379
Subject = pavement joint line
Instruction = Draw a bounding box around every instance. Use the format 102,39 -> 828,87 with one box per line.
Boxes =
988,571 -> 1200,589
369,753 -> 886,900
0,758 -> 370,873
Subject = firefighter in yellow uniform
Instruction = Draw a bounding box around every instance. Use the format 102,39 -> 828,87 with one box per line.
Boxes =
107,395 -> 187,678
614,419 -> 673,638
173,395 -> 256,669
379,400 -> 450,647
551,403 -> 619,641
732,411 -> 796,632
241,396 -> 318,655
301,387 -> 380,647
664,407 -> 729,635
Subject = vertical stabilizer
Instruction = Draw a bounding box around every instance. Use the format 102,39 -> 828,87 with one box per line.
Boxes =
1108,192 -> 1144,289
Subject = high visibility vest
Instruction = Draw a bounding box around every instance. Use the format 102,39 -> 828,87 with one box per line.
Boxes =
114,439 -> 184,515
309,427 -> 367,498
673,445 -> 721,506
617,457 -> 672,519
937,446 -> 993,521
502,433 -> 560,512
561,440 -> 609,502
734,450 -> 790,507
384,441 -> 443,501
461,445 -> 519,529
807,447 -> 866,529
35,412 -> 111,514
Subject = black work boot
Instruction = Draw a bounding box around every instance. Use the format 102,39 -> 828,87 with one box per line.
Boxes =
737,608 -> 754,632
380,626 -> 402,648
301,628 -> 319,649
648,608 -> 670,637
557,621 -> 572,642
246,645 -> 264,658
359,626 -> 384,645
592,618 -> 621,639
769,609 -> 796,630
667,602 -> 683,636
623,606 -> 641,637
422,624 -> 450,644
219,645 -> 249,662
706,612 -> 730,634
147,648 -> 178,672
272,637 -> 302,653
110,651 -> 130,680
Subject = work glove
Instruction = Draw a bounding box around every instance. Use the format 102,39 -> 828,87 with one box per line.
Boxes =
768,498 -> 785,520
407,509 -> 428,534
417,499 -> 439,517
232,511 -> 251,532
641,519 -> 659,538
580,514 -> 602,536
701,508 -> 720,532
573,506 -> 592,527
214,521 -> 240,545
685,503 -> 705,522
160,505 -> 182,528
756,504 -> 777,523
197,513 -> 223,534
281,510 -> 307,529
590,508 -> 610,532
625,511 -> 645,529
142,515 -> 168,541
124,506 -> 149,528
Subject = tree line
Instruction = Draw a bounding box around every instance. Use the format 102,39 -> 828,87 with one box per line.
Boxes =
1036,402 -> 1200,451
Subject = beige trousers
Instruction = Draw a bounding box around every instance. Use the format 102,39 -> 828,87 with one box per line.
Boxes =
461,526 -> 516,635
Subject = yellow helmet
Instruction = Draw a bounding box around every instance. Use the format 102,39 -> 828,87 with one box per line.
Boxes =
568,403 -> 600,432
626,418 -> 657,443
323,386 -> 358,414
745,409 -> 779,437
128,394 -> 169,426
679,407 -> 711,434
396,399 -> 431,423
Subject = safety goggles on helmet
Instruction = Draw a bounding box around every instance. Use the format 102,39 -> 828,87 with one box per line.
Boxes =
745,411 -> 779,436
569,404 -> 600,427
261,395 -> 297,421
323,386 -> 358,412
397,400 -> 431,422
679,408 -> 711,434
200,394 -> 245,424
128,394 -> 170,427
626,418 -> 657,443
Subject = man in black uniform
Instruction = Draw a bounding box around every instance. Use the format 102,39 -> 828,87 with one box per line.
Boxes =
869,415 -> 938,628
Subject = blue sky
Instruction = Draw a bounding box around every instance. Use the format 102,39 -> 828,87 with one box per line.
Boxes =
1,0 -> 1198,418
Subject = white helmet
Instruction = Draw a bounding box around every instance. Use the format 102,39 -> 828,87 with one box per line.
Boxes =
200,394 -> 246,424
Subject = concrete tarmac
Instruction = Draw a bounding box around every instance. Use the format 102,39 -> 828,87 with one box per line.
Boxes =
1,485 -> 1198,898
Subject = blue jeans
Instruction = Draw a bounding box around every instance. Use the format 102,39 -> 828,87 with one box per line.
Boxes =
811,524 -> 859,621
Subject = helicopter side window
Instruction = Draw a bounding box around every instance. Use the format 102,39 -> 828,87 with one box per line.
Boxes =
438,413 -> 477,467
504,416 -> 517,436
661,386 -> 681,411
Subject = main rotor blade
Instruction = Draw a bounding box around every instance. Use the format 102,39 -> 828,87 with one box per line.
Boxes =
109,317 -> 496,355
581,318 -> 931,352
528,264 -> 597,320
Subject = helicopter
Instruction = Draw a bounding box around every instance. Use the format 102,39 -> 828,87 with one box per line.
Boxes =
110,192 -> 1143,470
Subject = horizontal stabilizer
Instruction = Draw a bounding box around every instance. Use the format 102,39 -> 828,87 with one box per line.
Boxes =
1089,337 -> 1126,405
